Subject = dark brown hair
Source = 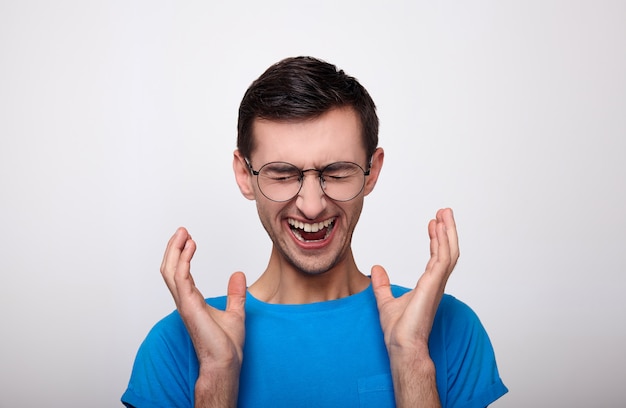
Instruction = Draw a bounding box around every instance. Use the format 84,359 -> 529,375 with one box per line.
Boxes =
237,56 -> 379,161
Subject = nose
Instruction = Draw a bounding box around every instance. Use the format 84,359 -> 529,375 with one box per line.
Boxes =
295,172 -> 327,219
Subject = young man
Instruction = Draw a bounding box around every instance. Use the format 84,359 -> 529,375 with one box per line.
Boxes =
122,56 -> 508,407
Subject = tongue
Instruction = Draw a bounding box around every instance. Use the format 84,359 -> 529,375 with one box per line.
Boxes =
300,228 -> 327,241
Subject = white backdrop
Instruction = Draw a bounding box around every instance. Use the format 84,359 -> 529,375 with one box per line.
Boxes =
1,1 -> 625,406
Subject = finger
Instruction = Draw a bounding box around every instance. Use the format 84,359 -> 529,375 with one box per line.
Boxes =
424,215 -> 453,286
434,218 -> 451,271
171,239 -> 217,325
226,271 -> 247,317
172,237 -> 198,299
371,265 -> 393,307
441,208 -> 460,262
424,218 -> 439,274
434,208 -> 459,273
160,228 -> 191,301
428,218 -> 438,258
161,227 -> 190,280
408,220 -> 451,322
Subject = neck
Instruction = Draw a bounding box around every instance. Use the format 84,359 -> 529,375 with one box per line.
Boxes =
248,246 -> 370,304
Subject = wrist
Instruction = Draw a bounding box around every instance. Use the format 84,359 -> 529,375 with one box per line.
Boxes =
195,367 -> 241,408
386,336 -> 430,364
388,343 -> 433,374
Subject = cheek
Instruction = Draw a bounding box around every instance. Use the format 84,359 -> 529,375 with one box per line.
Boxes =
255,199 -> 270,221
339,200 -> 364,226
255,199 -> 284,225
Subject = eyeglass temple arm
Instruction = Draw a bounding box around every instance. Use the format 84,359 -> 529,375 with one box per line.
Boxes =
244,158 -> 260,175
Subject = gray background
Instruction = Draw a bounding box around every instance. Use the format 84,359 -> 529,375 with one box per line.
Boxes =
1,1 -> 625,406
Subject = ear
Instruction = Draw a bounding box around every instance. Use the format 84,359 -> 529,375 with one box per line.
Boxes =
363,147 -> 384,196
233,150 -> 256,200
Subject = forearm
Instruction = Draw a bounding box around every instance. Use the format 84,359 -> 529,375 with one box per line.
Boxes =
194,369 -> 240,408
389,347 -> 441,408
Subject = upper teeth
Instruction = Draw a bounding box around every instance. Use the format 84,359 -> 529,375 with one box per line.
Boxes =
288,218 -> 335,233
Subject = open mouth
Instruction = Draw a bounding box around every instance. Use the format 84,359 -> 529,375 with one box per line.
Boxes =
288,217 -> 336,242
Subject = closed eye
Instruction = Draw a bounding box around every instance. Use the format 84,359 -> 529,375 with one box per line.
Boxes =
323,164 -> 361,179
268,174 -> 299,182
260,163 -> 301,182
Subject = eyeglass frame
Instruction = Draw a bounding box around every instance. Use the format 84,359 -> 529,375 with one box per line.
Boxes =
245,159 -> 372,202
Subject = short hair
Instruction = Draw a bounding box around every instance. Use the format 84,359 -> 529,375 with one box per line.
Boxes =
237,56 -> 379,162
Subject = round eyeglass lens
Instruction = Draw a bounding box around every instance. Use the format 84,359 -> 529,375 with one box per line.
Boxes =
256,162 -> 302,202
318,162 -> 367,201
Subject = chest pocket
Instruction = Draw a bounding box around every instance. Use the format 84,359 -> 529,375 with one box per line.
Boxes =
357,373 -> 395,407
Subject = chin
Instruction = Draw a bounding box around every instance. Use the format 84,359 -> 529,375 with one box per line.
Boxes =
288,254 -> 342,276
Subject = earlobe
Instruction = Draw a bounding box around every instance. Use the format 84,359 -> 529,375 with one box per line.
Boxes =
233,150 -> 256,200
364,147 -> 384,196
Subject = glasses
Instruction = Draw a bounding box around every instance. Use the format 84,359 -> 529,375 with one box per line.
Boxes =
246,160 -> 370,202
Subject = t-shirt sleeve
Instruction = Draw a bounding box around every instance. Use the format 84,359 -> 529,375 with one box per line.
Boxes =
430,295 -> 508,408
121,311 -> 197,408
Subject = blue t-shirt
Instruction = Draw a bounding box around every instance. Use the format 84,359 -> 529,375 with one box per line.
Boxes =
122,284 -> 507,407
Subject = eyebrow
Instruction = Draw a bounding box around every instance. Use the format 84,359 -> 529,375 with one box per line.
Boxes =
263,163 -> 299,171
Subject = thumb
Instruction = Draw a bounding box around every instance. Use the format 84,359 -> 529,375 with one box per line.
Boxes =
226,271 -> 247,315
371,265 -> 392,307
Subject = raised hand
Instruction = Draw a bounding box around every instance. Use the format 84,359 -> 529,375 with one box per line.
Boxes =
160,227 -> 247,407
371,208 -> 459,407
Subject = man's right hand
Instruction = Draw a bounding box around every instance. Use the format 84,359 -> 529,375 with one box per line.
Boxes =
160,227 -> 246,407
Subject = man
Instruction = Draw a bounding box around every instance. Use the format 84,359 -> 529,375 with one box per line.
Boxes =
122,56 -> 508,407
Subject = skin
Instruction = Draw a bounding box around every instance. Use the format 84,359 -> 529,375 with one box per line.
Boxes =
235,107 -> 382,303
160,107 -> 459,407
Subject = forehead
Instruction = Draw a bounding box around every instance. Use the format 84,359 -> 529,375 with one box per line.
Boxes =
250,107 -> 367,166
